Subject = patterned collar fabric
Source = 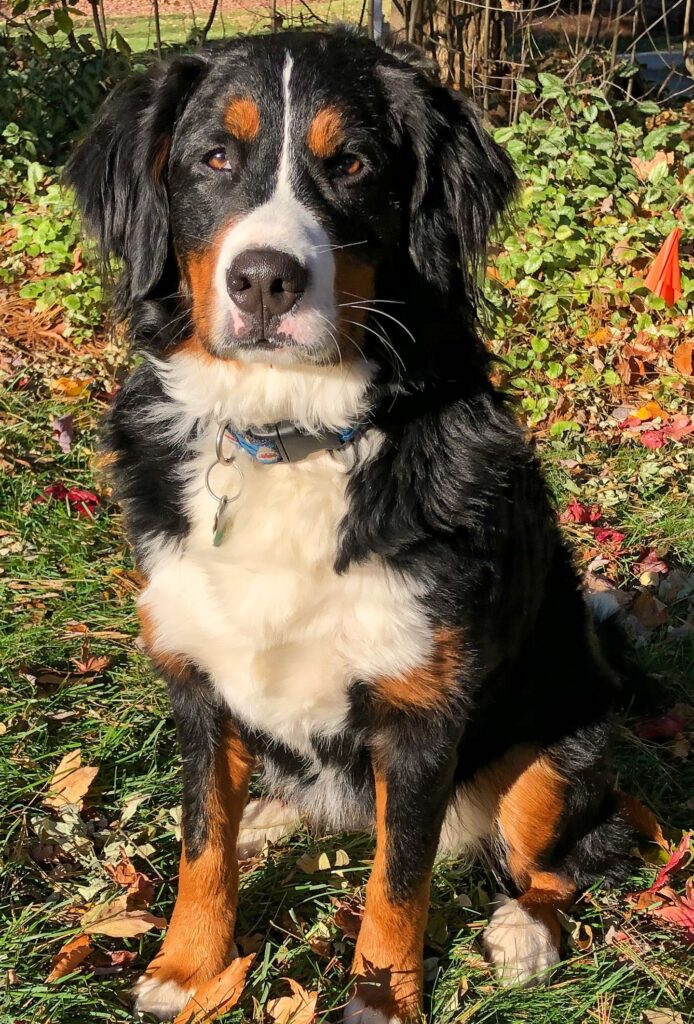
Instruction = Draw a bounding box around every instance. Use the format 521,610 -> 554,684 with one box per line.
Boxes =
225,420 -> 366,464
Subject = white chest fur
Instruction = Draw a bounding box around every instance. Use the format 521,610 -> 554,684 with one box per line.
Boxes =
139,436 -> 432,757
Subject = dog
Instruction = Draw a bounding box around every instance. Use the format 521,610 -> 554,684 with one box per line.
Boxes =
67,28 -> 648,1023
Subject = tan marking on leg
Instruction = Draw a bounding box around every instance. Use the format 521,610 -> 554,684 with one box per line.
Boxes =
351,773 -> 427,1021
139,727 -> 255,994
307,105 -> 344,159
496,753 -> 567,888
224,97 -> 260,142
375,627 -> 461,712
617,791 -> 666,847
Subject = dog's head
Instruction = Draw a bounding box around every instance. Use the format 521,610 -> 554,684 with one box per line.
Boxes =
67,30 -> 515,369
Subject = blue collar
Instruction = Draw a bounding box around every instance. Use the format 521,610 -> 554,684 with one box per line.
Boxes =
225,420 -> 366,464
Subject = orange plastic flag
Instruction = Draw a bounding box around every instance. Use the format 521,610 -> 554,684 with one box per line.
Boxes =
644,227 -> 682,305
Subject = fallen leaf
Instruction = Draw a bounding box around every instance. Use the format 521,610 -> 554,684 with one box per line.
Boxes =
635,713 -> 687,741
119,792 -> 150,825
650,878 -> 694,944
560,499 -> 602,525
333,901 -> 363,940
593,527 -> 626,548
50,376 -> 91,397
46,934 -> 93,983
631,591 -> 668,630
82,893 -> 166,938
633,549 -> 669,577
629,151 -> 674,183
44,749 -> 99,811
640,429 -> 667,450
267,978 -> 318,1024
642,833 -> 692,897
636,401 -> 668,422
104,850 -> 154,905
71,641 -> 111,676
673,340 -> 693,376
642,1010 -> 685,1024
51,414 -> 74,454
40,483 -> 101,518
91,948 -> 138,976
173,954 -> 254,1023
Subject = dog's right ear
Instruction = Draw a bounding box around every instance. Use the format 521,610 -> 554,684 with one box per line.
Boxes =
66,56 -> 207,309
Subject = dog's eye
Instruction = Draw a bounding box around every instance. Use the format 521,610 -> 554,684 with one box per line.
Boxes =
205,148 -> 233,172
331,154 -> 364,179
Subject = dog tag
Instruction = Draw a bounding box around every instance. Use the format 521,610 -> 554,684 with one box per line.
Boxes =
212,496 -> 231,547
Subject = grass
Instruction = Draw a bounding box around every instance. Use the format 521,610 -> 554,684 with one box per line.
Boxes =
64,0 -> 370,52
1,329 -> 693,1024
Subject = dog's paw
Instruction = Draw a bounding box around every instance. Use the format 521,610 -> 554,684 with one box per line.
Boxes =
483,894 -> 560,987
133,975 -> 195,1020
343,995 -> 405,1024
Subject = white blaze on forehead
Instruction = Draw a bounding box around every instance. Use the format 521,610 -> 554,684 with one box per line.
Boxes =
213,51 -> 335,342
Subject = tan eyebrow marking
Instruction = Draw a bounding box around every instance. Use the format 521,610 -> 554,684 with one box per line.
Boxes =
307,105 -> 345,159
224,97 -> 261,142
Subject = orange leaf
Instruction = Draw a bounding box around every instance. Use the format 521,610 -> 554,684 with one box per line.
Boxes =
267,979 -> 318,1024
44,749 -> 99,810
636,400 -> 668,422
50,377 -> 92,397
46,934 -> 93,983
644,228 -> 682,305
673,341 -> 694,376
173,954 -> 254,1023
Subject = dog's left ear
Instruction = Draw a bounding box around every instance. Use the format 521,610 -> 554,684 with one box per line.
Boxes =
66,55 -> 207,310
379,50 -> 517,297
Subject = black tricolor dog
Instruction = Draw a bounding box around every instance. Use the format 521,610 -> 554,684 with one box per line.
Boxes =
68,28 -> 652,1023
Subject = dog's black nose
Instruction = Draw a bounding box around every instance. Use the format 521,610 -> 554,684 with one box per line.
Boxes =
227,249 -> 308,318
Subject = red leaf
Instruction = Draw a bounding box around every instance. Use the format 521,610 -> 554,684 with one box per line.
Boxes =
651,878 -> 694,944
640,429 -> 667,450
632,549 -> 669,576
635,713 -> 687,741
649,833 -> 692,893
593,527 -> 626,548
41,482 -> 101,517
560,500 -> 602,525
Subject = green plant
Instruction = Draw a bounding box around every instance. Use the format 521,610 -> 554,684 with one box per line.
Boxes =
486,76 -> 694,426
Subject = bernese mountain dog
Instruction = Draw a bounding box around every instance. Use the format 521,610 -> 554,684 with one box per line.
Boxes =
67,28 -> 648,1023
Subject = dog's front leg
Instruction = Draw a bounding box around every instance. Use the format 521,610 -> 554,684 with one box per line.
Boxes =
346,739 -> 455,1024
134,669 -> 255,1020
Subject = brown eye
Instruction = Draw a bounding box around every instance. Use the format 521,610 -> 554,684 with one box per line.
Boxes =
333,154 -> 364,179
206,148 -> 232,172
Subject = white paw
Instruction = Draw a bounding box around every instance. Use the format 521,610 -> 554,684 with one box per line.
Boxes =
343,996 -> 402,1024
483,895 -> 560,988
237,797 -> 300,859
133,976 -> 194,1019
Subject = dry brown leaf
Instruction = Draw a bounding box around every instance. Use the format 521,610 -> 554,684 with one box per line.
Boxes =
44,749 -> 99,811
673,341 -> 694,377
629,151 -> 674,183
173,954 -> 254,1023
82,893 -> 166,938
46,934 -> 93,983
631,591 -> 669,631
104,850 -> 154,905
267,979 -> 318,1024
642,1009 -> 685,1023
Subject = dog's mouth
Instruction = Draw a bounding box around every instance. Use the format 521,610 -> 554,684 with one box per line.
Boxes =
216,329 -> 341,366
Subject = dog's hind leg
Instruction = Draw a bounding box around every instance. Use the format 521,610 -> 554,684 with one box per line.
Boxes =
134,669 -> 255,1020
483,753 -> 575,987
